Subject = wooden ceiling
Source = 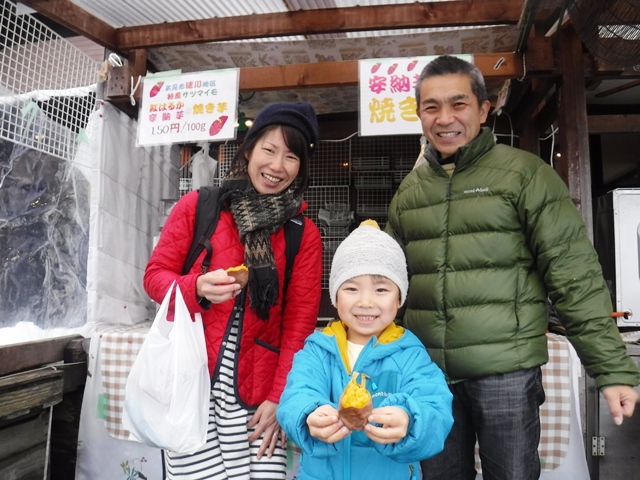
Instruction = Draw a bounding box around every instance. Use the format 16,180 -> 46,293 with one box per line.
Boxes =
18,0 -> 640,134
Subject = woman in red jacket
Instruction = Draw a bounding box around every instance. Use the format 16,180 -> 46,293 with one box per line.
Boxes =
144,102 -> 323,479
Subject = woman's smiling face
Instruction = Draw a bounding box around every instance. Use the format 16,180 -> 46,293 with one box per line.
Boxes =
247,126 -> 300,194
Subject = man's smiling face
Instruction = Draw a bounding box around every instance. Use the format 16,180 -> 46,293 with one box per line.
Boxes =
416,73 -> 490,159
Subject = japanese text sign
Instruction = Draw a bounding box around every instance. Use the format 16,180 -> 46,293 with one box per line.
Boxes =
359,55 -> 473,136
137,68 -> 239,146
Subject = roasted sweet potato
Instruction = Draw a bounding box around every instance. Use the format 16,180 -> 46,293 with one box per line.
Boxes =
226,264 -> 249,288
338,373 -> 372,431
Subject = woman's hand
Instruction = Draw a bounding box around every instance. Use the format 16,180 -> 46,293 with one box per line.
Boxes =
248,400 -> 285,459
307,404 -> 350,443
196,268 -> 242,304
364,406 -> 409,444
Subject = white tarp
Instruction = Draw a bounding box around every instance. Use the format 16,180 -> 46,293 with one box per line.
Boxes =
81,101 -> 179,326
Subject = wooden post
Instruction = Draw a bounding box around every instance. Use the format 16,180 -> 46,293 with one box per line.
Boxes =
105,49 -> 148,118
128,49 -> 148,106
519,120 -> 540,156
556,27 -> 593,238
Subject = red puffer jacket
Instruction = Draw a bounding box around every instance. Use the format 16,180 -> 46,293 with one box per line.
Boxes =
144,190 -> 322,407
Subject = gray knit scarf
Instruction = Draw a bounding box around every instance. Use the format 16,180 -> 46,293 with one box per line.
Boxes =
222,178 -> 302,319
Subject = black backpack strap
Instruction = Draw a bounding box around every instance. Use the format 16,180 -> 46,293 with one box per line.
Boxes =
282,213 -> 305,308
181,186 -> 223,275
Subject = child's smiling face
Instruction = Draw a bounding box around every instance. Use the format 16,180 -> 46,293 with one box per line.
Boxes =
336,274 -> 401,345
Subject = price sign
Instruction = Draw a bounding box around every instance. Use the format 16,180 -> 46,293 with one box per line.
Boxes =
137,68 -> 240,146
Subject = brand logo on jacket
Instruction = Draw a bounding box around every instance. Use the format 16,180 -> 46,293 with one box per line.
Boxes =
463,187 -> 490,194
372,391 -> 392,399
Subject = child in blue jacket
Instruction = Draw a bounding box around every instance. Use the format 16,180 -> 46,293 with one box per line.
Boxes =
277,220 -> 453,480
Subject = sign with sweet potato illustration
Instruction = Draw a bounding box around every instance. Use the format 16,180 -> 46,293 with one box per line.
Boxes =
137,68 -> 239,146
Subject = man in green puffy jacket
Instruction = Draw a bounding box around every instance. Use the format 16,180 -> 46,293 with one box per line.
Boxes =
385,55 -> 639,480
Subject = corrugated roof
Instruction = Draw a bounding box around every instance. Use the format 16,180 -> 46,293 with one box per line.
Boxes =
71,0 -> 289,28
69,0 -> 453,31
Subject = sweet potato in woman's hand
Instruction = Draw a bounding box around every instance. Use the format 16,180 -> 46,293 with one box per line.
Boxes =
226,264 -> 249,288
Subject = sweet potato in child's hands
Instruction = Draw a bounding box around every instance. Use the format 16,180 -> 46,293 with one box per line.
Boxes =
338,372 -> 372,431
226,264 -> 249,288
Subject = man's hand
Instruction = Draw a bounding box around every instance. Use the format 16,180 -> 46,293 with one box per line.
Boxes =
602,385 -> 638,425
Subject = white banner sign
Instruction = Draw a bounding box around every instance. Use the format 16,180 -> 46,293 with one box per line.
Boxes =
137,68 -> 239,146
358,55 -> 473,136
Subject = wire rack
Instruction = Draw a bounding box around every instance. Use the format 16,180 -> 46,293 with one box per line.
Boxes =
202,133 -> 421,289
310,140 -> 351,187
307,186 -> 350,288
216,142 -> 237,178
0,1 -> 100,161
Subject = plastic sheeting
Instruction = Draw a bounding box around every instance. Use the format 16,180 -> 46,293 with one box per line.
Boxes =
0,106 -> 90,334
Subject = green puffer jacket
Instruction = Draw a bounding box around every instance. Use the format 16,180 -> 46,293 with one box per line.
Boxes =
386,128 -> 639,389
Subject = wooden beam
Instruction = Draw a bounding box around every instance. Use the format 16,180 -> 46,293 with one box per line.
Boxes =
0,335 -> 83,377
0,368 -> 64,419
239,53 -> 529,92
515,0 -> 542,52
18,0 -> 117,51
588,114 -> 640,133
240,61 -> 359,91
595,79 -> 640,98
115,0 -> 524,50
593,57 -> 640,79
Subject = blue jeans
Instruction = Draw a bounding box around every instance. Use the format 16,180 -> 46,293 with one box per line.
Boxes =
421,367 -> 545,480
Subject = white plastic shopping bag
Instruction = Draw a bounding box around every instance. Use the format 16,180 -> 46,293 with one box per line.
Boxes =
122,281 -> 210,454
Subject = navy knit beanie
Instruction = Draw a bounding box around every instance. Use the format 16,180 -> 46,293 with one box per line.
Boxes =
245,102 -> 319,157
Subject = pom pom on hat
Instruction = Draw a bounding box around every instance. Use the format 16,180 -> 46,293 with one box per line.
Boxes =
329,219 -> 408,307
245,102 -> 319,157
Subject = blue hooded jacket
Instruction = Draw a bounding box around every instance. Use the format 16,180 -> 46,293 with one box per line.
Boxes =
277,321 -> 453,480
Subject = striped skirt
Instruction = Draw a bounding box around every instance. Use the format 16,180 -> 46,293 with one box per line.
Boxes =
164,317 -> 287,479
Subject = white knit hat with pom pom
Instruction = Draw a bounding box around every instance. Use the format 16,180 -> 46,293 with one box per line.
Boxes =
329,219 -> 408,307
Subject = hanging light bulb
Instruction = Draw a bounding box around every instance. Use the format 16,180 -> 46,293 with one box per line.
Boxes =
237,111 -> 248,132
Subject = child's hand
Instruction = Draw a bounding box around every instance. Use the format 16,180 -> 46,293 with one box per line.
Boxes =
307,404 -> 350,443
364,406 -> 409,444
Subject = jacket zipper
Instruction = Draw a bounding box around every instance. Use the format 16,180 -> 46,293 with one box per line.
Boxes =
443,175 -> 452,323
351,336 -> 376,373
343,336 -> 377,480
